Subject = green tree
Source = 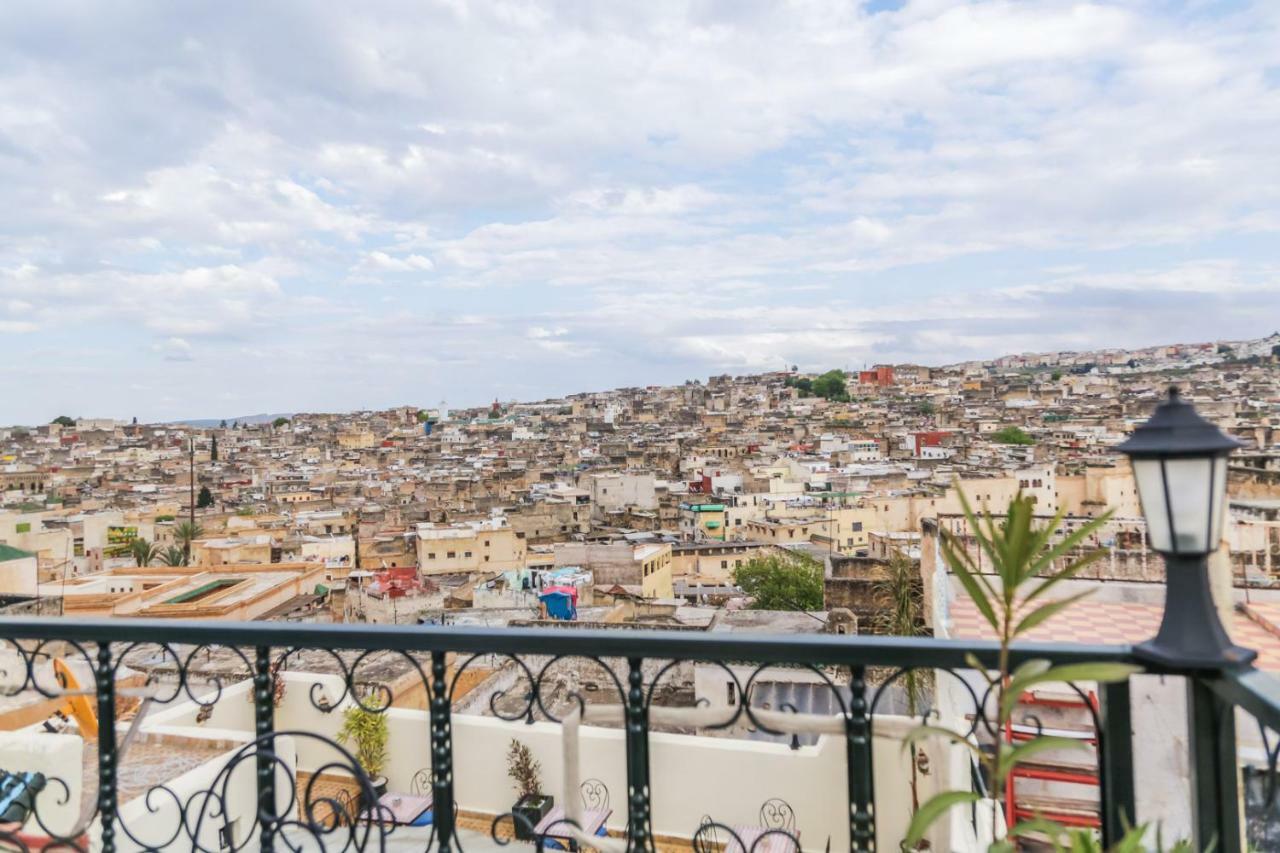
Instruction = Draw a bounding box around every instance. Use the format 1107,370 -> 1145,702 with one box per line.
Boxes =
219,419 -> 227,429
733,552 -> 824,611
128,538 -> 159,567
1050,370 -> 1063,381
991,426 -> 1034,445
786,376 -> 814,396
210,435 -> 219,462
197,485 -> 214,509
158,545 -> 188,567
810,369 -> 850,402
174,520 -> 204,565
272,416 -> 290,428
51,416 -> 75,428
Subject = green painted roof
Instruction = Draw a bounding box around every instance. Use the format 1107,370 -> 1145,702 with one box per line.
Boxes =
0,544 -> 35,562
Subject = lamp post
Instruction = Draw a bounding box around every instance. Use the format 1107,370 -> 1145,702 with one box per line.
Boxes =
1117,387 -> 1255,669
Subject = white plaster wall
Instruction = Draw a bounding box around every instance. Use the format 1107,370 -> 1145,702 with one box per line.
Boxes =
115,736 -> 296,852
151,672 -> 955,852
0,731 -> 82,838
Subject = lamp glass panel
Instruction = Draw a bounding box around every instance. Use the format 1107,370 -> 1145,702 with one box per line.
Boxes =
1131,458 -> 1172,552
1209,456 -> 1228,546
1163,456 -> 1215,554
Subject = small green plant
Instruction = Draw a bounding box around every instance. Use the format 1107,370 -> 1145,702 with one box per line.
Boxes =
991,426 -> 1035,445
1019,820 -> 1203,852
900,489 -> 1138,851
506,739 -> 543,800
337,695 -> 389,781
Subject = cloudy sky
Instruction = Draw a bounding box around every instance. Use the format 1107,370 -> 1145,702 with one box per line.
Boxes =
2,1 -> 1279,424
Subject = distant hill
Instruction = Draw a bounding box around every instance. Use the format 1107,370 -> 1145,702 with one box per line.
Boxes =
169,413 -> 293,428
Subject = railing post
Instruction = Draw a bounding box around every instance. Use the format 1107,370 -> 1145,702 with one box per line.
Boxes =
1189,677 -> 1242,852
847,665 -> 875,852
1099,679 -> 1136,846
253,646 -> 277,852
624,657 -> 654,853
95,643 -> 117,853
430,650 -> 456,853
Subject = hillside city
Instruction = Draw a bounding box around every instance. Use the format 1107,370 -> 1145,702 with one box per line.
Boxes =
1,332 -> 1279,849
3,332 -> 1278,624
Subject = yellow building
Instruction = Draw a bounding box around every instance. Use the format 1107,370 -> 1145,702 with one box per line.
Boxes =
415,517 -> 526,575
634,543 -> 674,599
679,503 -> 728,541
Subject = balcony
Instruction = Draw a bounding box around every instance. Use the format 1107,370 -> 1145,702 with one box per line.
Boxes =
0,617 -> 1275,851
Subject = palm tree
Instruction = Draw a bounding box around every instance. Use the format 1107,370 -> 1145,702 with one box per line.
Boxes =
872,553 -> 928,822
158,545 -> 188,567
128,538 -> 159,567
174,521 -> 204,566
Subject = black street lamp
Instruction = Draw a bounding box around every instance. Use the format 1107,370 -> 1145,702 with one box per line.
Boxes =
1117,387 -> 1255,668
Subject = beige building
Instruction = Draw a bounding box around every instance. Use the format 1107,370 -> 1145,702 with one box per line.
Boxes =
191,535 -> 273,566
53,562 -> 328,619
0,545 -> 37,597
554,541 -> 674,599
415,517 -> 526,575
671,541 -> 779,582
337,430 -> 378,450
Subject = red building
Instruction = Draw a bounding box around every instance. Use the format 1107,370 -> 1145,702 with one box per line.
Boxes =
911,430 -> 948,457
858,365 -> 895,387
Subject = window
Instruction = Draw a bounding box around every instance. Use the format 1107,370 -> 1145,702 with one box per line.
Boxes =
852,522 -> 863,532
464,551 -> 472,558
727,682 -> 736,705
447,551 -> 456,559
484,555 -> 490,562
427,552 -> 436,560
735,559 -> 742,567
720,560 -> 728,569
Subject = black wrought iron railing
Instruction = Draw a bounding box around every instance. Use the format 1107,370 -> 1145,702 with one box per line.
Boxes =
0,617 -> 1275,852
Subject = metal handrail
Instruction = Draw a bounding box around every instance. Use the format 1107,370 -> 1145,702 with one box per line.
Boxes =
0,615 -> 1139,668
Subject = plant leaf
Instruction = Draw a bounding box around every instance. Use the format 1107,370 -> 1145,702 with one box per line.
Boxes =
996,736 -> 1086,781
899,790 -> 980,851
1000,662 -> 1141,720
1023,510 -> 1116,596
944,536 -> 1000,632
901,725 -> 981,758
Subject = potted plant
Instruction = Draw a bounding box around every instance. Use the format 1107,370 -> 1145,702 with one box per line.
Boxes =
337,699 -> 390,807
507,738 -> 553,840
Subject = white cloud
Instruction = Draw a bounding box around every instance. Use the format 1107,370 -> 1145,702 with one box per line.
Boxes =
155,336 -> 194,362
0,1 -> 1277,422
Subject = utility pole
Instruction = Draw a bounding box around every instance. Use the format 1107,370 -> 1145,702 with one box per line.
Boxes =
188,437 -> 196,564
188,437 -> 195,526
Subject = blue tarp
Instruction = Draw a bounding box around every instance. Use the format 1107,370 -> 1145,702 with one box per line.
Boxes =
539,590 -> 577,621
